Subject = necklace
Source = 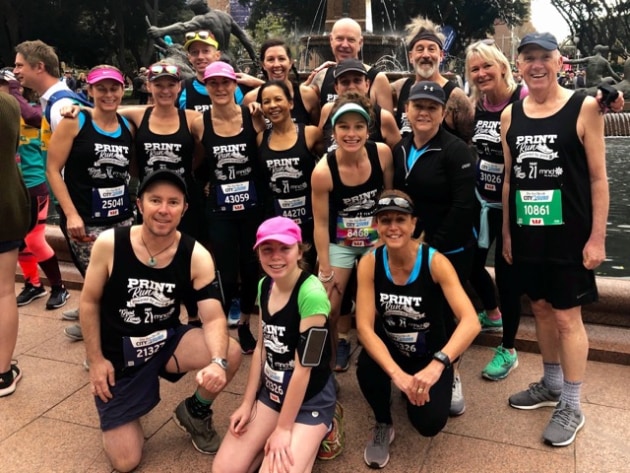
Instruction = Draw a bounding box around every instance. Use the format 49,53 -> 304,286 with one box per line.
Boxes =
141,234 -> 176,267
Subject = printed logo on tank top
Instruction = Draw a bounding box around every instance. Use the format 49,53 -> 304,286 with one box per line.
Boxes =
265,157 -> 305,194
213,143 -> 251,181
143,142 -> 185,176
90,143 -> 130,179
341,189 -> 378,212
326,92 -> 338,104
262,323 -> 291,358
194,104 -> 210,112
119,278 -> 177,325
399,112 -> 411,135
513,134 -> 563,181
379,294 -> 427,324
472,120 -> 501,144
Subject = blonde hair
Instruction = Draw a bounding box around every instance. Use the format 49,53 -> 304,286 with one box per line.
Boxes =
465,41 -> 517,106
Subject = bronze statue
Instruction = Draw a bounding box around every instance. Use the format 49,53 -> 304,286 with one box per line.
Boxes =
147,0 -> 258,67
612,58 -> 630,100
565,44 -> 621,88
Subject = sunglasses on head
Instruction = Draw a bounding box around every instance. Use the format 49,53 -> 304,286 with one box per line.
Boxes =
185,31 -> 214,41
150,64 -> 179,76
378,197 -> 412,209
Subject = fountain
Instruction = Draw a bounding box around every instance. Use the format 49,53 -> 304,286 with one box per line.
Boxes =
298,0 -> 408,72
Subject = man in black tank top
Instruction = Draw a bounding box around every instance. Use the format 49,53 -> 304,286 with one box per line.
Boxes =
308,17 -> 394,112
80,170 -> 242,469
391,18 -> 473,142
502,32 -> 609,448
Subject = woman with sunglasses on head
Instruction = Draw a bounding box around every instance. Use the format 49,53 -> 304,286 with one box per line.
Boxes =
464,41 -> 529,381
47,65 -> 135,340
213,216 -> 336,473
392,81 -> 476,416
243,38 -> 320,126
355,189 -> 480,469
257,80 -> 323,271
311,94 -> 393,375
192,61 -> 267,355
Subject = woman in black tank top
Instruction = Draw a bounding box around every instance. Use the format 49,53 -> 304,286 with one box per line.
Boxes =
243,39 -> 320,126
257,81 -> 323,270
355,190 -> 480,468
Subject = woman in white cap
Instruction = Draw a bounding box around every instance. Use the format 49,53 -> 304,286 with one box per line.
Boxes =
47,65 -> 135,340
311,93 -> 393,375
192,61 -> 266,354
355,189 -> 480,468
213,216 -> 337,473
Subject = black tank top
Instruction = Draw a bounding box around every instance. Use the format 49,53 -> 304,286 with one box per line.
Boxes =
258,124 -> 317,224
472,85 -> 523,203
63,112 -> 133,225
100,226 -> 195,374
506,93 -> 591,264
374,244 -> 447,358
326,141 -> 384,245
201,105 -> 263,215
135,107 -> 195,181
259,271 -> 331,402
181,77 -> 211,112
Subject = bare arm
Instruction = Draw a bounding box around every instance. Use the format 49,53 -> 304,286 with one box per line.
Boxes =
578,96 -> 609,269
376,142 -> 394,189
369,71 -> 394,113
80,230 -> 116,402
311,160 -> 333,274
300,84 -> 321,126
305,125 -> 324,158
379,108 -> 402,149
500,104 -> 514,264
241,87 -> 260,107
46,117 -> 86,239
444,87 -> 474,143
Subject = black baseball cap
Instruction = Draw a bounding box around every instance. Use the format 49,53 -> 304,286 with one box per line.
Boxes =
517,32 -> 558,53
333,58 -> 367,79
138,169 -> 188,200
408,81 -> 445,105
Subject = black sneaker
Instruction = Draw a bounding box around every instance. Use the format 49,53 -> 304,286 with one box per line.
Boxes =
0,362 -> 22,397
237,323 -> 257,354
16,282 -> 47,306
46,286 -> 70,310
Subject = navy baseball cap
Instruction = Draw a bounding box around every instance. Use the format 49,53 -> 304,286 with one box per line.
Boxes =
517,32 -> 558,53
408,81 -> 445,105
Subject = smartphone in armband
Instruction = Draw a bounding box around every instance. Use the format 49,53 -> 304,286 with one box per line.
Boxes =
299,327 -> 329,367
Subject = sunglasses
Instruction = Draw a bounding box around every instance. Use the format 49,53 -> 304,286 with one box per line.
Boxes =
378,197 -> 413,209
150,64 -> 179,76
466,38 -> 498,53
185,31 -> 216,42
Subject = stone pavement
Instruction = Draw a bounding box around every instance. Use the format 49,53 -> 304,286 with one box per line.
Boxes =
1,284 -> 629,473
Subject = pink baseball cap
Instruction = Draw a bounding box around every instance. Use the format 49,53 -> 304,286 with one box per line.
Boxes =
87,67 -> 125,85
203,61 -> 237,82
254,216 -> 302,249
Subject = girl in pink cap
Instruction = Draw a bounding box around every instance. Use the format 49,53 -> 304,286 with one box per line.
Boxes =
214,215 -> 339,472
47,64 -> 135,341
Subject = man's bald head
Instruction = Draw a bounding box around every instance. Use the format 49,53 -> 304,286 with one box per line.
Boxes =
330,18 -> 363,62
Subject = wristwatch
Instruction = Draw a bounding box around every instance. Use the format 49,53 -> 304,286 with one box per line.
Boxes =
433,351 -> 452,369
211,357 -> 228,370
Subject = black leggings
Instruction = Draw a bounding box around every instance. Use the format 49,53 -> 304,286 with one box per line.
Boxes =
206,212 -> 263,314
356,323 -> 453,437
469,205 -> 522,348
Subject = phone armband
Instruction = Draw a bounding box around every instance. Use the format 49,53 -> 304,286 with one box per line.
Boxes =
298,327 -> 329,367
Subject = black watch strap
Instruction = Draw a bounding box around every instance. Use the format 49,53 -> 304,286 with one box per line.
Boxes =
433,351 -> 451,369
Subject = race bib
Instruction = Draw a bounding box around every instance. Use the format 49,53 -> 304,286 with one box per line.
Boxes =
273,196 -> 311,224
263,362 -> 291,404
336,216 -> 377,247
384,329 -> 428,358
478,159 -> 504,192
216,180 -> 257,211
91,185 -> 129,219
515,189 -> 563,226
122,329 -> 173,368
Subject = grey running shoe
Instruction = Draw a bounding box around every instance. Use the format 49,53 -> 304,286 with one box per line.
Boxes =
16,283 -> 47,306
543,401 -> 585,447
449,373 -> 466,416
173,399 -> 221,454
62,307 -> 79,321
64,324 -> 83,341
509,380 -> 561,410
46,286 -> 70,310
364,423 -> 395,469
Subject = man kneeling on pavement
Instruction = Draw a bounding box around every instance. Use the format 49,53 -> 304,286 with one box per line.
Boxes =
80,169 -> 242,472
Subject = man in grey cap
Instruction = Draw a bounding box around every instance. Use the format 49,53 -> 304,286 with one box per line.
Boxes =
500,31 -> 607,447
